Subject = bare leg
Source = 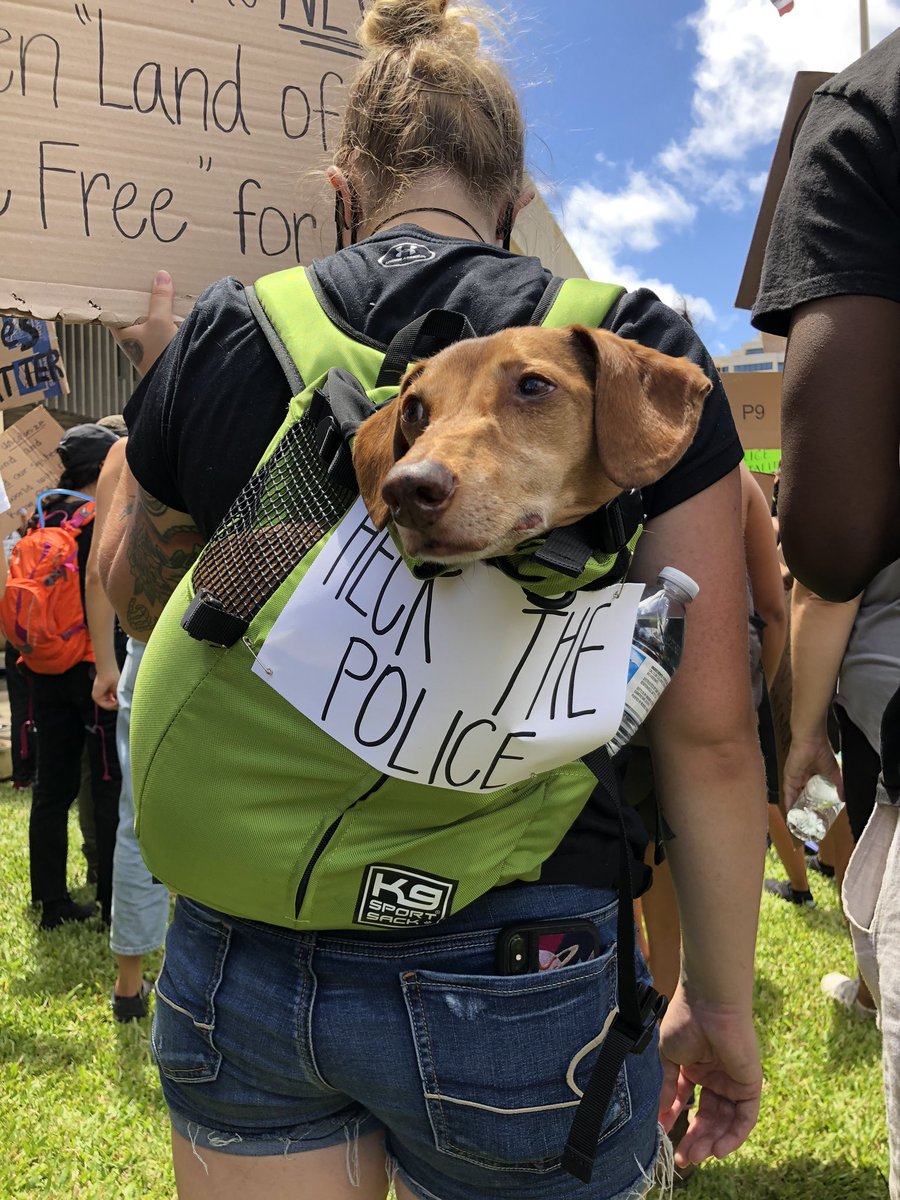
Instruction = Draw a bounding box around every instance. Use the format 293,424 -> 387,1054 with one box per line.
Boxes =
768,804 -> 811,892
172,1126 -> 390,1200
115,953 -> 145,998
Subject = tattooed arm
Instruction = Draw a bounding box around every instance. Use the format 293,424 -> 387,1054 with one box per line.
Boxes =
98,459 -> 203,641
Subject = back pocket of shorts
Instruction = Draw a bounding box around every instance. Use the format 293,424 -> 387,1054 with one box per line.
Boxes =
401,946 -> 630,1174
152,899 -> 231,1084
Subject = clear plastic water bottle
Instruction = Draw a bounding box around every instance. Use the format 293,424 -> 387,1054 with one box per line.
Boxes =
606,567 -> 699,756
786,775 -> 845,842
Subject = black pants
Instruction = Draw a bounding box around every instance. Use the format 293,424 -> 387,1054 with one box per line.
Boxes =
4,644 -> 35,785
27,662 -> 121,918
835,704 -> 881,844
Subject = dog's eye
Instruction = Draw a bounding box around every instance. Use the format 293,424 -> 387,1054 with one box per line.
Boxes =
517,375 -> 555,400
401,395 -> 427,427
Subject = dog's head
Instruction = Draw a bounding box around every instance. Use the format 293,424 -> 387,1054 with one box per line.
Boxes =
353,325 -> 712,563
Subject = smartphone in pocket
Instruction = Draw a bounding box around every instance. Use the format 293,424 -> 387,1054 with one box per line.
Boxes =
495,918 -> 601,975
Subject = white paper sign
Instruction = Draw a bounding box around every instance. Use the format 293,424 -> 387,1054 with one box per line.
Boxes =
254,500 -> 643,791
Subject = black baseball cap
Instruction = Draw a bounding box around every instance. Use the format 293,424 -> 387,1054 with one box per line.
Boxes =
57,424 -> 118,474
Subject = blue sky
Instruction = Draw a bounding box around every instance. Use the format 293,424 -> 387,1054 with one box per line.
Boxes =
500,0 -> 899,354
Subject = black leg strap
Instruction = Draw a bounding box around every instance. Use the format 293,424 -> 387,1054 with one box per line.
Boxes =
561,746 -> 667,1183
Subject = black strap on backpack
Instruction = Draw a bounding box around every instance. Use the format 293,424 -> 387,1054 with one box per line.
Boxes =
531,490 -> 644,582
374,309 -> 477,388
306,309 -> 479,493
561,746 -> 668,1184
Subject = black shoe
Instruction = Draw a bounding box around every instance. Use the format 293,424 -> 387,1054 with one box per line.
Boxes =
764,879 -> 815,908
111,978 -> 153,1023
806,853 -> 835,879
39,898 -> 98,930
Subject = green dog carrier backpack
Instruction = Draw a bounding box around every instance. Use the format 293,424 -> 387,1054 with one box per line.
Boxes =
130,265 -> 665,1182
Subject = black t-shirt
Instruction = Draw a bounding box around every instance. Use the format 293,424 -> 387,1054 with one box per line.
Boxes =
753,28 -> 900,335
125,229 -> 742,889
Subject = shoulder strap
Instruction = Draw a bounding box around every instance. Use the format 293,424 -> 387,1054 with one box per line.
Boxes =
540,279 -> 626,330
249,267 -> 388,397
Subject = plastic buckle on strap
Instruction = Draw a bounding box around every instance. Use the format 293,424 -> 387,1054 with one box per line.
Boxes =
627,984 -> 668,1054
181,589 -> 247,648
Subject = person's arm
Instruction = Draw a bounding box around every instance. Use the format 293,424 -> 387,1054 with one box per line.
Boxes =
741,464 -> 787,687
86,439 -> 129,706
632,467 -> 765,1166
782,581 -> 861,809
98,465 -> 203,642
780,295 -> 900,600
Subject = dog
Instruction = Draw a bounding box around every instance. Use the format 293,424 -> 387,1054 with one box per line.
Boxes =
354,324 -> 713,563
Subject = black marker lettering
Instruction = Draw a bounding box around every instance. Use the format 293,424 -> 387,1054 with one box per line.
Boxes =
20,31 -> 60,108
149,188 -> 188,243
321,636 -> 376,720
134,61 -> 176,125
492,607 -> 564,716
394,577 -> 433,662
344,530 -> 396,618
386,686 -> 426,775
39,141 -> 78,230
98,10 -> 132,111
354,665 -> 407,748
444,719 -> 496,789
566,603 -> 610,719
212,45 -> 249,135
111,181 -> 147,239
80,170 -> 111,237
481,731 -> 536,791
317,70 -> 342,150
0,29 -> 13,95
428,709 -> 463,785
280,84 -> 311,140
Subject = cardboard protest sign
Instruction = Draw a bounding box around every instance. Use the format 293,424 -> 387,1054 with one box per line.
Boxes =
255,499 -> 643,790
744,448 -> 781,475
0,0 -> 365,324
721,370 -> 782,450
0,317 -> 69,410
735,71 -> 833,312
0,408 -> 66,536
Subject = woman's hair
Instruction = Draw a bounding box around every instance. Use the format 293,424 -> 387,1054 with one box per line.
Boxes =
335,0 -> 525,223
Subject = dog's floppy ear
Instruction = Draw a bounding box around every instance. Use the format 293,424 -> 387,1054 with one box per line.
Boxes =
353,399 -> 407,530
354,361 -> 429,526
570,326 -> 712,491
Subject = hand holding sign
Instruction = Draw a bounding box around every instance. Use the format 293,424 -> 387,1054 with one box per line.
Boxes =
110,270 -> 179,377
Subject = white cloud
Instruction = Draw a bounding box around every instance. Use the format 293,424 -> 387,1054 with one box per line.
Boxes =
661,0 -> 900,173
556,0 -> 900,331
561,172 -> 716,322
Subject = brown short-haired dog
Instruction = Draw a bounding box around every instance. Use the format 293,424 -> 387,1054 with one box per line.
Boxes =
354,325 -> 712,563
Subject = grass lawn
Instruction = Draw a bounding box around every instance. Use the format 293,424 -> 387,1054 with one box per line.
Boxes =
0,782 -> 890,1199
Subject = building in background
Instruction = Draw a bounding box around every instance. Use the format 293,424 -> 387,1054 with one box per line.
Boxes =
713,332 -> 786,376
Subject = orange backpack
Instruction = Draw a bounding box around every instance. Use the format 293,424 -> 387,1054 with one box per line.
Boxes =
0,490 -> 95,674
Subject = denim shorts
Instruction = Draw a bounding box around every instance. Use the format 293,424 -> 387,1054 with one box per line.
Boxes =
152,884 -> 664,1200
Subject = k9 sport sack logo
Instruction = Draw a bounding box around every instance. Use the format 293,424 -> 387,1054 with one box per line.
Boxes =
355,864 -> 457,927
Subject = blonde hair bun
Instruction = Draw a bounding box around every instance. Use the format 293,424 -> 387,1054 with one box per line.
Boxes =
359,0 -> 481,54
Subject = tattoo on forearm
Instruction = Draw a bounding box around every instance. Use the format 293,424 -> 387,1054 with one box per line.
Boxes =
126,488 -> 202,631
121,338 -> 145,367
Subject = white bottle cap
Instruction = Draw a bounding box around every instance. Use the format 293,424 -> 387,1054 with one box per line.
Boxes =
658,566 -> 700,601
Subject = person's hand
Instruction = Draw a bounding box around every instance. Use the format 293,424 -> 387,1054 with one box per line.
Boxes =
658,988 -> 762,1168
92,667 -> 120,710
783,729 -> 842,810
110,270 -> 178,378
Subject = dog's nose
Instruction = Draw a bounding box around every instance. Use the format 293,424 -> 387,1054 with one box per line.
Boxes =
381,460 -> 456,528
